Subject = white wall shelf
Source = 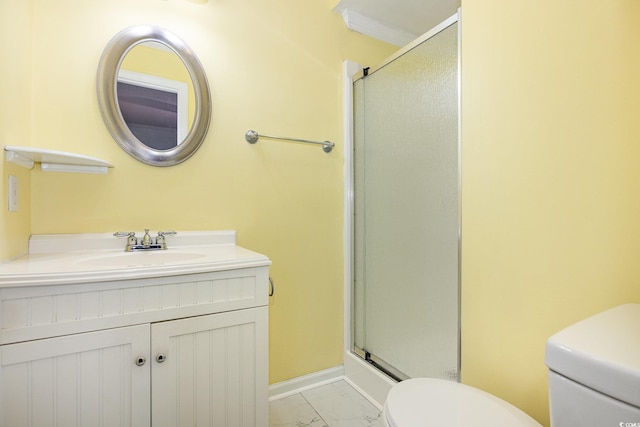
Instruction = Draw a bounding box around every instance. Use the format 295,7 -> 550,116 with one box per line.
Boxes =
4,145 -> 113,174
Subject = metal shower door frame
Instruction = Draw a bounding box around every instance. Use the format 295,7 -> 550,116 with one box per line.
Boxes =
349,11 -> 461,382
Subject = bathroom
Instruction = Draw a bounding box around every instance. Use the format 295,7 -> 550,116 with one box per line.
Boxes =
1,0 -> 640,426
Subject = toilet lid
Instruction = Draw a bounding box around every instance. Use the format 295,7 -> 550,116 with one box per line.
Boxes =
384,378 -> 541,427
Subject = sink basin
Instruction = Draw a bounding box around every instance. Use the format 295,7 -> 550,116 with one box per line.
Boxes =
77,251 -> 207,267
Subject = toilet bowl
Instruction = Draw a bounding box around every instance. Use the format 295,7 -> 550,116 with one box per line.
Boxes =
383,378 -> 541,427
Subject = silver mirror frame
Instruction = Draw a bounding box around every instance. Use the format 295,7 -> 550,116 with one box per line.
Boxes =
97,25 -> 211,166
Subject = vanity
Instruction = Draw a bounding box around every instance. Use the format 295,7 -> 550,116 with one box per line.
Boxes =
0,231 -> 270,427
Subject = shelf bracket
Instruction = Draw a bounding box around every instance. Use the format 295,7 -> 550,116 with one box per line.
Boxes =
5,150 -> 35,169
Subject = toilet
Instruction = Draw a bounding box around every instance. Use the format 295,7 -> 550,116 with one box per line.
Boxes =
545,303 -> 640,427
383,304 -> 640,426
383,378 -> 541,426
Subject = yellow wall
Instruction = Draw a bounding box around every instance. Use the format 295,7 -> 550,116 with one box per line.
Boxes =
10,0 -> 395,384
0,0 -> 33,260
461,1 -> 640,424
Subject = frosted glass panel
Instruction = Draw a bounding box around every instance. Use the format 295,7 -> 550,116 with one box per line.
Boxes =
353,22 -> 459,379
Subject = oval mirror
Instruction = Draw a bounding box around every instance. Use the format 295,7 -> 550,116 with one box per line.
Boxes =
97,25 -> 211,166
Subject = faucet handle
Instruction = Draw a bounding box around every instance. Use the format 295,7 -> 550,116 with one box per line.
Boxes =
114,231 -> 137,246
156,230 -> 176,245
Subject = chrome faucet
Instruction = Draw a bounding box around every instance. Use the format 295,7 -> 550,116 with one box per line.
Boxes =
141,229 -> 153,246
113,229 -> 177,252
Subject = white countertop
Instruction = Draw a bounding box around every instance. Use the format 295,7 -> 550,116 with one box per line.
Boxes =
0,231 -> 271,287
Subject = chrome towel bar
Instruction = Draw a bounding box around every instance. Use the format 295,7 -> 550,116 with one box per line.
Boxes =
244,130 -> 334,153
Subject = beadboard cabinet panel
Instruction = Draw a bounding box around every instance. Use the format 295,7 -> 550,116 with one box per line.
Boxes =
152,307 -> 268,427
0,324 -> 150,427
0,267 -> 268,345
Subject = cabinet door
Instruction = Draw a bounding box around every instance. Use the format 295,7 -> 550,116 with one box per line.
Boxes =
151,307 -> 268,427
0,324 -> 150,427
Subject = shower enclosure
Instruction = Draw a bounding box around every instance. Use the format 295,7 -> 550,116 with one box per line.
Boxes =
350,14 -> 460,382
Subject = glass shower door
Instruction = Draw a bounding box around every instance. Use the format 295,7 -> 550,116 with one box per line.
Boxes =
353,20 -> 459,380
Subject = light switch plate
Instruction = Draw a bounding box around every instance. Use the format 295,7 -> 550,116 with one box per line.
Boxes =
8,175 -> 18,212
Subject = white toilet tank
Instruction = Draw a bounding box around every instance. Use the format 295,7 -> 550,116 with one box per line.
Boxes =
545,304 -> 640,427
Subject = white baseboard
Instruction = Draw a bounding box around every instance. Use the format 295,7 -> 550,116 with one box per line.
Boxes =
268,356 -> 396,410
268,366 -> 345,401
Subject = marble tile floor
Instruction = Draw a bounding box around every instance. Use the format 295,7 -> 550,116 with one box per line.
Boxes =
269,380 -> 385,427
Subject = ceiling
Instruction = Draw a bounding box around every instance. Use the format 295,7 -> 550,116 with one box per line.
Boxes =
333,0 -> 460,46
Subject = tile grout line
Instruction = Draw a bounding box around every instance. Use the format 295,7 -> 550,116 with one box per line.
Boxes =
300,392 -> 330,427
269,380 -> 385,427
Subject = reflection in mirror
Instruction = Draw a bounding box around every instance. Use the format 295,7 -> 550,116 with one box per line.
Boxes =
96,26 -> 211,166
117,71 -> 184,150
118,43 -> 195,150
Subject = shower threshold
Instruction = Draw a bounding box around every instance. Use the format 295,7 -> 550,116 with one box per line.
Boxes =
353,346 -> 409,382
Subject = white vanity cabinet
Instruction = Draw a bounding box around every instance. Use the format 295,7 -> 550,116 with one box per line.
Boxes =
0,246 -> 270,427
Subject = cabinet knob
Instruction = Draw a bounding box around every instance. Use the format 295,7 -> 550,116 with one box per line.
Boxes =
135,355 -> 147,366
156,353 -> 167,363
